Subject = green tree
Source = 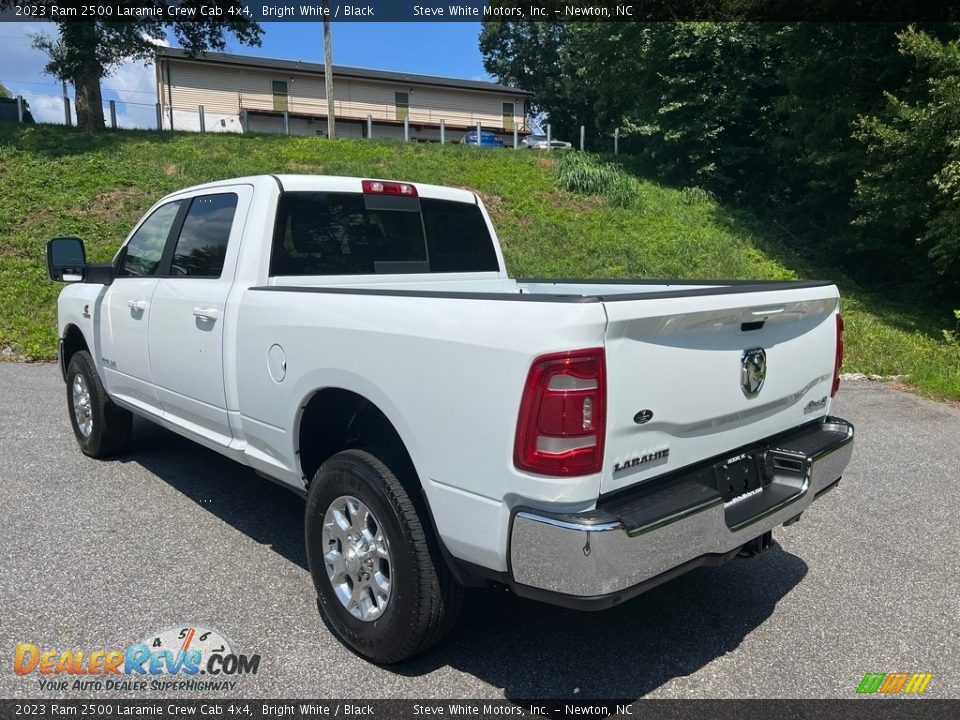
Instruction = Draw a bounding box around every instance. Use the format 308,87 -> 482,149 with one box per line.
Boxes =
580,23 -> 783,199
768,24 -> 907,238
855,26 -> 960,283
480,21 -> 597,142
0,1 -> 261,131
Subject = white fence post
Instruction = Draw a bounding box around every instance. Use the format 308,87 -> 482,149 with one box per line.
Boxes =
199,105 -> 205,133
155,103 -> 162,131
241,109 -> 249,133
513,124 -> 518,149
404,116 -> 409,141
16,96 -> 25,123
580,125 -> 585,151
476,122 -> 481,146
283,110 -> 289,135
367,114 -> 373,138
614,128 -> 619,155
546,123 -> 552,151
440,119 -> 445,144
109,100 -> 117,129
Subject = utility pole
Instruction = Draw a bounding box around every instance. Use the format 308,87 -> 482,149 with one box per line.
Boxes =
323,0 -> 335,139
62,80 -> 70,126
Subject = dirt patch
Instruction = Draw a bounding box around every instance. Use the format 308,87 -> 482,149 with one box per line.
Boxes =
538,189 -> 602,213
74,188 -> 152,224
884,378 -> 960,409
476,191 -> 504,210
163,163 -> 178,177
88,188 -> 150,222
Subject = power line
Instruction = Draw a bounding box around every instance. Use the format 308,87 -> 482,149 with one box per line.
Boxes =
4,77 -> 156,96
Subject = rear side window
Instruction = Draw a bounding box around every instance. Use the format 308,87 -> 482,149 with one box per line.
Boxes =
118,200 -> 181,277
270,192 -> 499,276
421,198 -> 499,273
169,193 -> 238,278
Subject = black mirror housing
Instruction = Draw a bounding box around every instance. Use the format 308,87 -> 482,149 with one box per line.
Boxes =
47,237 -> 86,282
47,237 -> 114,285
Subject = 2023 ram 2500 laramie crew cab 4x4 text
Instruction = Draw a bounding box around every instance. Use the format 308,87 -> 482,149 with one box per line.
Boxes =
48,175 -> 854,663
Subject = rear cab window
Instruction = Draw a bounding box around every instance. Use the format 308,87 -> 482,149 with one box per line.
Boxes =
269,191 -> 499,276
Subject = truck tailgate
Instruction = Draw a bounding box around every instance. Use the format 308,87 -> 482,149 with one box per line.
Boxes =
600,285 -> 840,495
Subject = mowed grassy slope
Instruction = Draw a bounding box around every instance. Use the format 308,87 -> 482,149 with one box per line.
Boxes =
1,124 -> 957,400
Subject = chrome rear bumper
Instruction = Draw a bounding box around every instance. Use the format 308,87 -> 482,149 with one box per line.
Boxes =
509,417 -> 854,602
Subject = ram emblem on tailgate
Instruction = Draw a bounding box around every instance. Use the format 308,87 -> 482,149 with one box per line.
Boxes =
741,347 -> 767,396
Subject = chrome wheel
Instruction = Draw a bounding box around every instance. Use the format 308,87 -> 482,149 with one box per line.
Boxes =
322,495 -> 392,621
72,373 -> 93,438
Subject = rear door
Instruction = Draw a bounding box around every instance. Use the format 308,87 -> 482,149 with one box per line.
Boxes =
147,187 -> 250,445
100,199 -> 183,412
599,285 -> 840,495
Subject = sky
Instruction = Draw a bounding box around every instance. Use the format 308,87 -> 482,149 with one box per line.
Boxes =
0,22 -> 489,127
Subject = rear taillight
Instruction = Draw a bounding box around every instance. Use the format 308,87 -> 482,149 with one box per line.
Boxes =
514,348 -> 606,476
362,179 -> 418,197
831,313 -> 844,397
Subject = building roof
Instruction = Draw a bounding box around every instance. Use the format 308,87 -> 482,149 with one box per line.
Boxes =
155,47 -> 532,97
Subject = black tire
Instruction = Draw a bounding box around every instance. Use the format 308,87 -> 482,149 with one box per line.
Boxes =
305,448 -> 463,663
65,350 -> 132,458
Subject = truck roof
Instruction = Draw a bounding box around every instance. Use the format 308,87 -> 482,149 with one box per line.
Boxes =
159,174 -> 478,205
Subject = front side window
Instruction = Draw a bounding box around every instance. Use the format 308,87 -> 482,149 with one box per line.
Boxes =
118,201 -> 181,277
169,193 -> 238,278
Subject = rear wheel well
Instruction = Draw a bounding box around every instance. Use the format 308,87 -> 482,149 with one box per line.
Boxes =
62,325 -> 89,376
297,389 -> 415,490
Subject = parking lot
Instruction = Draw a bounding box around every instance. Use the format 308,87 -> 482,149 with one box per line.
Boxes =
1,363 -> 958,699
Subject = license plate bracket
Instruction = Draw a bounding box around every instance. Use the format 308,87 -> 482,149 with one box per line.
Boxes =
714,452 -> 766,503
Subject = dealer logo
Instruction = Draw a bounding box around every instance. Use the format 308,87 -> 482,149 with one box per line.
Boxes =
13,625 -> 260,693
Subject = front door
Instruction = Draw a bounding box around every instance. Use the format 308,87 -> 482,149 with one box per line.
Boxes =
100,199 -> 183,412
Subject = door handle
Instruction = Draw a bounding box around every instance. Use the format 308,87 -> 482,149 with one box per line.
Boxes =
193,307 -> 219,321
127,299 -> 148,311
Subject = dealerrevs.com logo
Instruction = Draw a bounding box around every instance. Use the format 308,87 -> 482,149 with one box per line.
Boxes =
856,672 -> 934,695
14,626 -> 260,692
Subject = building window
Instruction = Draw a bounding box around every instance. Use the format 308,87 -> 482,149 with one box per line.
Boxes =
502,102 -> 515,131
272,80 -> 288,113
395,92 -> 409,122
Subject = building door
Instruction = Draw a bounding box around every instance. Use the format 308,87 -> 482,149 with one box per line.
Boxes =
273,81 -> 288,112
395,92 -> 409,121
502,102 -> 515,131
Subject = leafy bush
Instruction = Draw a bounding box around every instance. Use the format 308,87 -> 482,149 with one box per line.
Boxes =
555,152 -> 641,207
680,186 -> 717,205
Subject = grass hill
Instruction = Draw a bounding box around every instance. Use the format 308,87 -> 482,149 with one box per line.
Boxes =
1,124 -> 957,401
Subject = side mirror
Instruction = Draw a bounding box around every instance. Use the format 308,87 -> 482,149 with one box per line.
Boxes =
47,237 -> 86,282
46,236 -> 115,285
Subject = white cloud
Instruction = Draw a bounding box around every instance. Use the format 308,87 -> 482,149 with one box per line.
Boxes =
141,32 -> 170,48
0,21 -> 161,129
22,93 -> 73,125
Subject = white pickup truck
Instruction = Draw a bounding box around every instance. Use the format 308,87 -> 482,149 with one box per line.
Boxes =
49,174 -> 854,663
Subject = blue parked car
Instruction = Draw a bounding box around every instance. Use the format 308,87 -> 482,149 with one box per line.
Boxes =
459,131 -> 505,148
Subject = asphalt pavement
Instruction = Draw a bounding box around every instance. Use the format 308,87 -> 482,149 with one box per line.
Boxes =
1,363 -> 958,699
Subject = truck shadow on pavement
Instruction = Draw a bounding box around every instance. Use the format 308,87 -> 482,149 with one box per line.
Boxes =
123,417 -> 808,701
407,549 -> 807,700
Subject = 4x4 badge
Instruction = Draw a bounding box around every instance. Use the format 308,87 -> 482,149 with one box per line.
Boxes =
741,347 -> 766,395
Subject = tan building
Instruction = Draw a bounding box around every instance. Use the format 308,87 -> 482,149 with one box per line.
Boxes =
154,47 -> 532,142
